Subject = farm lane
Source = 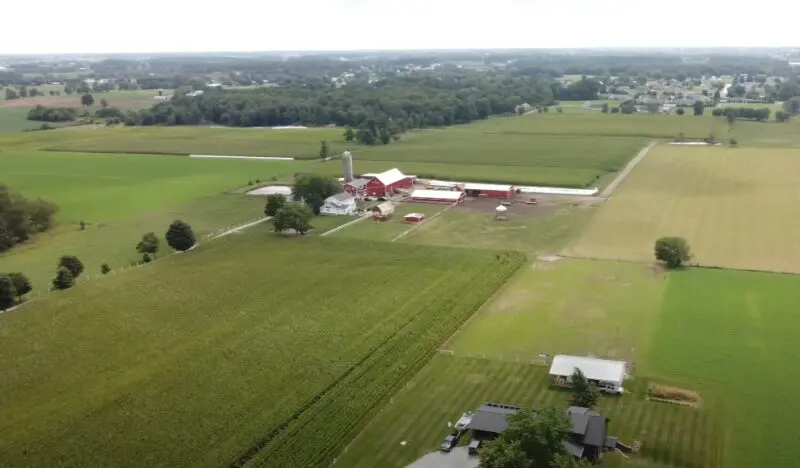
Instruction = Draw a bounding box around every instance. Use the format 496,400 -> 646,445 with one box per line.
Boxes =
598,141 -> 656,198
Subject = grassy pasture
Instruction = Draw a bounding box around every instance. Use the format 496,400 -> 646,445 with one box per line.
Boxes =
44,125 -> 348,159
648,268 -> 800,468
0,233 -> 524,467
0,108 -> 71,132
402,197 -> 595,255
337,356 -> 721,468
566,145 -> 800,274
329,202 -> 448,242
0,150 -> 299,289
446,258 -> 666,363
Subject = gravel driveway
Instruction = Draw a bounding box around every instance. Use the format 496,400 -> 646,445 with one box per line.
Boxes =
407,447 -> 479,468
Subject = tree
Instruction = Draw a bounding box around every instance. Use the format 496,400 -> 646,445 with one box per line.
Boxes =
4,88 -> 19,100
726,112 -> 736,127
610,106 -> 620,114
343,127 -> 355,142
601,103 -> 609,113
165,220 -> 196,251
776,110 -> 791,122
100,98 -> 109,108
692,100 -> 704,116
654,236 -> 692,269
136,232 -> 160,258
676,108 -> 685,115
81,93 -> 95,107
101,263 -> 111,275
319,140 -> 330,160
620,103 -> 636,114
292,174 -> 341,214
480,406 -> 571,468
556,107 -> 563,114
52,267 -> 75,291
59,255 -> 84,278
0,275 -> 16,310
568,369 -> 600,409
273,202 -> 314,235
264,194 -> 286,217
713,89 -> 721,101
784,97 -> 800,116
8,272 -> 32,300
0,220 -> 13,252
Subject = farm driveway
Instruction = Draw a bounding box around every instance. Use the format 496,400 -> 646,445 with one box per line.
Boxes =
598,141 -> 656,198
407,448 -> 478,468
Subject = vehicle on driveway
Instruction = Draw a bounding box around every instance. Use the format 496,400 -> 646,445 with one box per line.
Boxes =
468,439 -> 482,455
440,433 -> 460,452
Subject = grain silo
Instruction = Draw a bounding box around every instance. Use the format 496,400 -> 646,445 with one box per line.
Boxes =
342,151 -> 354,183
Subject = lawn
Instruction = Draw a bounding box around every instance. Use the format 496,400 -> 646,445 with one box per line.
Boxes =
44,125 -> 348,159
566,145 -> 800,274
0,232 -> 525,468
0,150 -> 301,289
402,197 -> 596,255
445,258 -> 666,363
336,356 -> 721,468
329,202 -> 449,242
647,267 -> 800,468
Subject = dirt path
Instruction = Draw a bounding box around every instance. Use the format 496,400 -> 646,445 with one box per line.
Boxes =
598,141 -> 656,198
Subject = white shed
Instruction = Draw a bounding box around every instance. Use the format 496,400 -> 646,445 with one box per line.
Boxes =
549,355 -> 626,394
320,193 -> 356,216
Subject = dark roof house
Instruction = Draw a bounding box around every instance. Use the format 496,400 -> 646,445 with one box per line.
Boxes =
466,402 -> 618,461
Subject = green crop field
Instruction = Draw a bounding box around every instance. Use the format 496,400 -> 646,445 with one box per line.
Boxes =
0,232 -> 524,467
44,125 -> 348,159
566,145 -> 800,273
0,150 -> 301,289
647,268 -> 800,468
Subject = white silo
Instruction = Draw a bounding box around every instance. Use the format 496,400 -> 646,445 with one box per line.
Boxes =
342,151 -> 354,183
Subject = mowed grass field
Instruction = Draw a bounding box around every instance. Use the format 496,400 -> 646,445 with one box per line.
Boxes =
0,150 -> 300,289
329,202 -> 448,242
647,268 -> 800,468
566,145 -> 800,273
338,259 -> 722,468
44,126 -> 349,159
0,232 -> 525,467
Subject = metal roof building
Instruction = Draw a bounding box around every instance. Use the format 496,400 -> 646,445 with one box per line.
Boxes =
549,355 -> 626,389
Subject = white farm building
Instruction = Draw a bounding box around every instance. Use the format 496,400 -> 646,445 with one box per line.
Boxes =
320,193 -> 356,216
549,355 -> 627,394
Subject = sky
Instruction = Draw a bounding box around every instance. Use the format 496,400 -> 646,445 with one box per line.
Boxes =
2,0 -> 799,54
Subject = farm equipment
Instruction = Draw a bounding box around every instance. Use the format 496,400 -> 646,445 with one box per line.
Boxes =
525,198 -> 539,205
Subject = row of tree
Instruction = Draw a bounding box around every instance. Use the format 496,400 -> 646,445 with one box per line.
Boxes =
121,73 -> 557,132
0,272 -> 32,310
27,105 -> 78,122
133,221 -> 197,262
0,186 -> 59,253
710,106 -> 771,122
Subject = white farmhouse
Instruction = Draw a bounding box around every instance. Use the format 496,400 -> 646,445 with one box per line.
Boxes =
320,193 -> 356,216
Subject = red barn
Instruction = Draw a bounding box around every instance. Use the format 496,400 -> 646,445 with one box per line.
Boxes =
364,168 -> 413,197
343,177 -> 370,197
463,183 -> 516,199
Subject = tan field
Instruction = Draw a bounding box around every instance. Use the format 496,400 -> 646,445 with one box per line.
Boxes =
566,144 -> 800,273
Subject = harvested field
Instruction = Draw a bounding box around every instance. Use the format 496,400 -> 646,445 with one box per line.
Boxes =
0,233 -> 524,467
566,145 -> 800,274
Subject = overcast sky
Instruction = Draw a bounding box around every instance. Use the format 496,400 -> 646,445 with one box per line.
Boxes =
2,0 -> 799,54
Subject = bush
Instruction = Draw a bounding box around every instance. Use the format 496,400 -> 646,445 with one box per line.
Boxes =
101,263 -> 111,275
52,267 -> 75,290
654,236 -> 692,269
8,272 -> 32,299
729,137 -> 738,146
27,105 -> 78,122
58,255 -> 85,278
676,108 -> 685,115
165,220 -> 196,251
142,253 -> 152,263
0,275 -> 15,310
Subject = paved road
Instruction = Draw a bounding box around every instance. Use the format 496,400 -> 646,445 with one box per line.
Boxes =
598,141 -> 656,199
407,447 -> 478,468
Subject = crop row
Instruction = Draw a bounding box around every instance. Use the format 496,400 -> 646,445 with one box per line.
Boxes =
241,251 -> 526,467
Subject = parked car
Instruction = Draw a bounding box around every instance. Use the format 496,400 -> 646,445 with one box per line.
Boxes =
468,439 -> 482,455
440,434 -> 459,452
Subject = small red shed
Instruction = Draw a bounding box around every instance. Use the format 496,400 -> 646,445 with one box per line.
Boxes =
343,178 -> 371,197
404,213 -> 426,223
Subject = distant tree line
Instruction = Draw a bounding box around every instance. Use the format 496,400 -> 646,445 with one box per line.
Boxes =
121,73 -> 557,133
0,186 -> 59,253
27,105 -> 78,122
711,107 -> 771,121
